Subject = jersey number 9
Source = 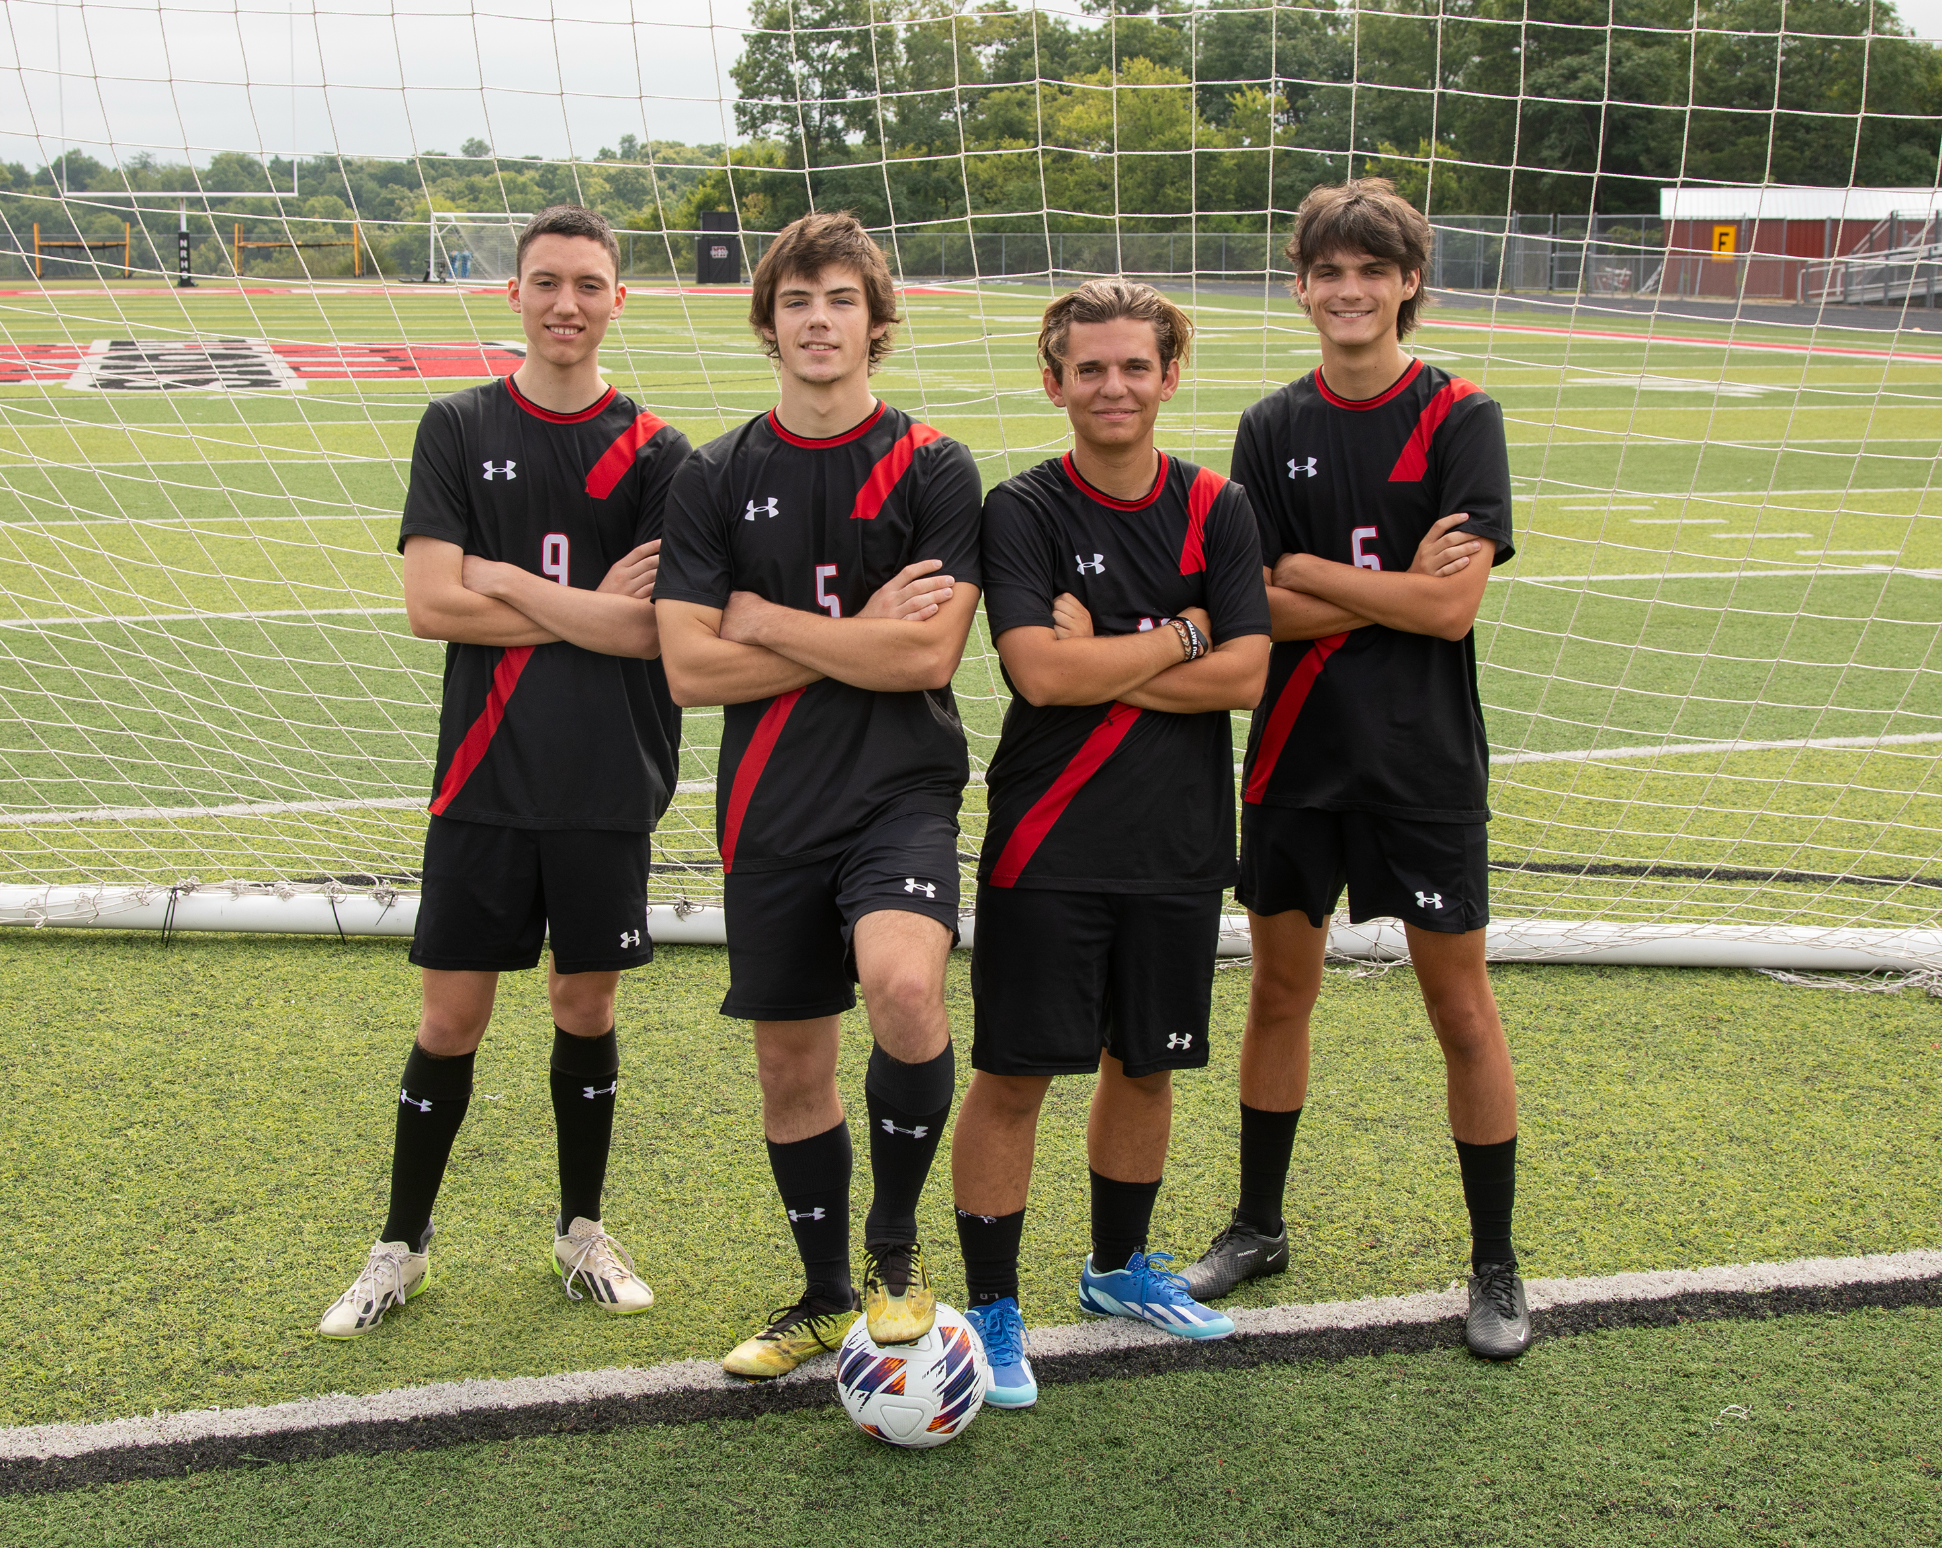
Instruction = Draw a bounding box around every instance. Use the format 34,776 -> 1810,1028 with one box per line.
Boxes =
542,533 -> 570,587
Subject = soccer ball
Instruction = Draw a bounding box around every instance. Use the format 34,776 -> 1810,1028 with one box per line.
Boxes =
835,1302 -> 989,1448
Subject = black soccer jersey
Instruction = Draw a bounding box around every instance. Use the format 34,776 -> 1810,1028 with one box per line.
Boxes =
397,375 -> 691,832
655,402 -> 983,873
978,453 -> 1271,893
1233,360 -> 1514,823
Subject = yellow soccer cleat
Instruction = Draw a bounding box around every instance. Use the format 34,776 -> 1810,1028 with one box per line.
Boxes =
722,1291 -> 861,1380
861,1239 -> 936,1346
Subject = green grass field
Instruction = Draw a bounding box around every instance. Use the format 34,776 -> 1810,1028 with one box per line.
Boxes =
3,282 -> 1942,926
2,282 -> 1941,1541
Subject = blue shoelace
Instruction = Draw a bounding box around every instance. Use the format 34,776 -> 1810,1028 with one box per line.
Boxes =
975,1301 -> 1027,1367
1126,1251 -> 1199,1309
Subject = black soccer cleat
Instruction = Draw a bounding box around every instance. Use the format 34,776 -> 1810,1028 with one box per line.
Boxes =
1179,1211 -> 1290,1302
1465,1261 -> 1532,1360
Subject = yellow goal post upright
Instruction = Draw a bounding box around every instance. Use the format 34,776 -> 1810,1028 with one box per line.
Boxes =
31,223 -> 132,279
231,221 -> 366,278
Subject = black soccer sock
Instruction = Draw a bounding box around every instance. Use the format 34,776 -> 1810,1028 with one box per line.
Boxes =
862,1042 -> 954,1245
1236,1103 -> 1302,1236
381,1043 -> 475,1249
768,1120 -> 854,1302
956,1208 -> 1026,1308
550,1026 -> 619,1230
1089,1170 -> 1162,1273
1454,1135 -> 1518,1271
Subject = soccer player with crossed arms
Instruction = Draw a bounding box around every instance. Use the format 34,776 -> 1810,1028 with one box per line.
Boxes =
950,280 -> 1271,1408
1180,179 -> 1531,1360
656,213 -> 984,1378
318,205 -> 688,1336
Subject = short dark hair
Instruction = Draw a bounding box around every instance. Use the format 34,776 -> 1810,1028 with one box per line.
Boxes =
749,211 -> 901,370
515,205 -> 621,282
1037,278 -> 1194,383
1287,179 -> 1432,338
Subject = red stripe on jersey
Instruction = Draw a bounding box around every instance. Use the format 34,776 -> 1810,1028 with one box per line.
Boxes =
1062,451 -> 1169,511
767,402 -> 886,448
1243,634 -> 1347,805
988,702 -> 1143,887
1314,358 -> 1424,411
719,688 -> 803,873
850,423 -> 943,520
1388,379 -> 1482,482
583,411 -> 669,499
1178,465 -> 1226,574
428,646 -> 534,815
506,375 -> 617,424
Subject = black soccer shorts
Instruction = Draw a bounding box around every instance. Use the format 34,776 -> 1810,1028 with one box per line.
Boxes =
719,811 -> 961,1022
1237,805 -> 1489,934
969,884 -> 1222,1080
409,816 -> 654,975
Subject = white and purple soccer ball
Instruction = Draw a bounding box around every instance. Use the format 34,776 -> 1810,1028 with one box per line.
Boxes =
835,1301 -> 989,1448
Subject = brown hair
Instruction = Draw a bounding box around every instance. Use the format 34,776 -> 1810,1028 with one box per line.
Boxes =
749,211 -> 901,370
1286,179 -> 1432,338
1037,278 -> 1194,382
515,204 -> 621,282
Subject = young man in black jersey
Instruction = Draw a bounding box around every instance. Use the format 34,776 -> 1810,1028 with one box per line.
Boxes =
656,213 -> 984,1378
1180,179 -> 1531,1360
317,205 -> 689,1337
951,281 -> 1271,1406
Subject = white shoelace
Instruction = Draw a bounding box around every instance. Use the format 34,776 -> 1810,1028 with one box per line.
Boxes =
342,1245 -> 412,1315
558,1227 -> 641,1302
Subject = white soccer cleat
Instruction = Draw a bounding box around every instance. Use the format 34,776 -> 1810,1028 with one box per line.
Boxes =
317,1234 -> 431,1338
552,1216 -> 654,1314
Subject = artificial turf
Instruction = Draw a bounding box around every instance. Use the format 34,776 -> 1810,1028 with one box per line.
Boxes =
6,1306 -> 1937,1545
2,931 -> 1938,1431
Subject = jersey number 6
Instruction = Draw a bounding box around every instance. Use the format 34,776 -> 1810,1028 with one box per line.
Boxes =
815,563 -> 842,619
1351,526 -> 1382,572
542,533 -> 570,586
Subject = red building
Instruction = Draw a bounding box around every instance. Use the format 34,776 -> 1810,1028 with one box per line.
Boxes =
1658,186 -> 1942,300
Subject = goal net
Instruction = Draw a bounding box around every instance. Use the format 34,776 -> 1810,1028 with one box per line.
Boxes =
2,0 -> 1940,964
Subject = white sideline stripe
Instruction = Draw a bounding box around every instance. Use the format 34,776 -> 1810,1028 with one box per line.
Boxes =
1494,566 -> 1942,583
3,1247 -> 1934,1463
0,783 -> 720,827
1493,730 -> 1942,765
0,606 -> 408,630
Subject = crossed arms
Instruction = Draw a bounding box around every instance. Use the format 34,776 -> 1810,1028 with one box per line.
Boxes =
997,599 -> 1269,714
401,534 -> 663,657
1267,514 -> 1496,645
657,560 -> 983,707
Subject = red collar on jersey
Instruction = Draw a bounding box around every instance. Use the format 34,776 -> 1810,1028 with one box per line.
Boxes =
505,374 -> 618,424
1061,450 -> 1169,512
1313,357 -> 1425,411
767,400 -> 887,448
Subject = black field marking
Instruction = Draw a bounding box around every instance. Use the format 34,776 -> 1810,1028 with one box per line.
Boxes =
3,1250 -> 1936,1497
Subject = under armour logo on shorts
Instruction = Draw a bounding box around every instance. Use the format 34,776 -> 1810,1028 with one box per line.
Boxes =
619,928 -> 642,948
1166,1033 -> 1193,1050
1416,891 -> 1444,910
903,878 -> 936,898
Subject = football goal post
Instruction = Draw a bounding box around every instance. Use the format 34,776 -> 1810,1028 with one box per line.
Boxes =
3,0 -> 1941,972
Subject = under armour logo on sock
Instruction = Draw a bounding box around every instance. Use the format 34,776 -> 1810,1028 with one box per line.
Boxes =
582,1079 -> 618,1100
881,1120 -> 930,1139
1166,1033 -> 1193,1050
956,1209 -> 997,1224
399,1090 -> 433,1113
787,1207 -> 827,1222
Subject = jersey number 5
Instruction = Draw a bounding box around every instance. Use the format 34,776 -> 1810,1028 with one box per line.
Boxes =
542,533 -> 570,586
1351,526 -> 1382,571
815,563 -> 841,619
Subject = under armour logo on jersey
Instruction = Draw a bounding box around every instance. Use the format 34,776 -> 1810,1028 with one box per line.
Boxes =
482,460 -> 517,481
744,497 -> 780,521
1288,456 -> 1318,479
1416,891 -> 1445,910
399,1090 -> 433,1113
619,928 -> 642,948
903,878 -> 936,898
881,1120 -> 930,1139
582,1079 -> 618,1100
1166,1033 -> 1193,1050
787,1207 -> 827,1223
1075,553 -> 1106,575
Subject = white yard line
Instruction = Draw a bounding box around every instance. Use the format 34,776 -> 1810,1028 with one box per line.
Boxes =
1493,731 -> 1942,766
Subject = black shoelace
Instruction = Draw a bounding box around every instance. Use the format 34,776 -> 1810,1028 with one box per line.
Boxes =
1475,1262 -> 1522,1320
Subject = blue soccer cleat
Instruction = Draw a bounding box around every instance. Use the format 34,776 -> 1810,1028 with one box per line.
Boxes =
965,1297 -> 1038,1409
1078,1250 -> 1236,1340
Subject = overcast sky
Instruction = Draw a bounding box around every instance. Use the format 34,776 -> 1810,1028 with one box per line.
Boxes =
4,0 -> 1939,176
